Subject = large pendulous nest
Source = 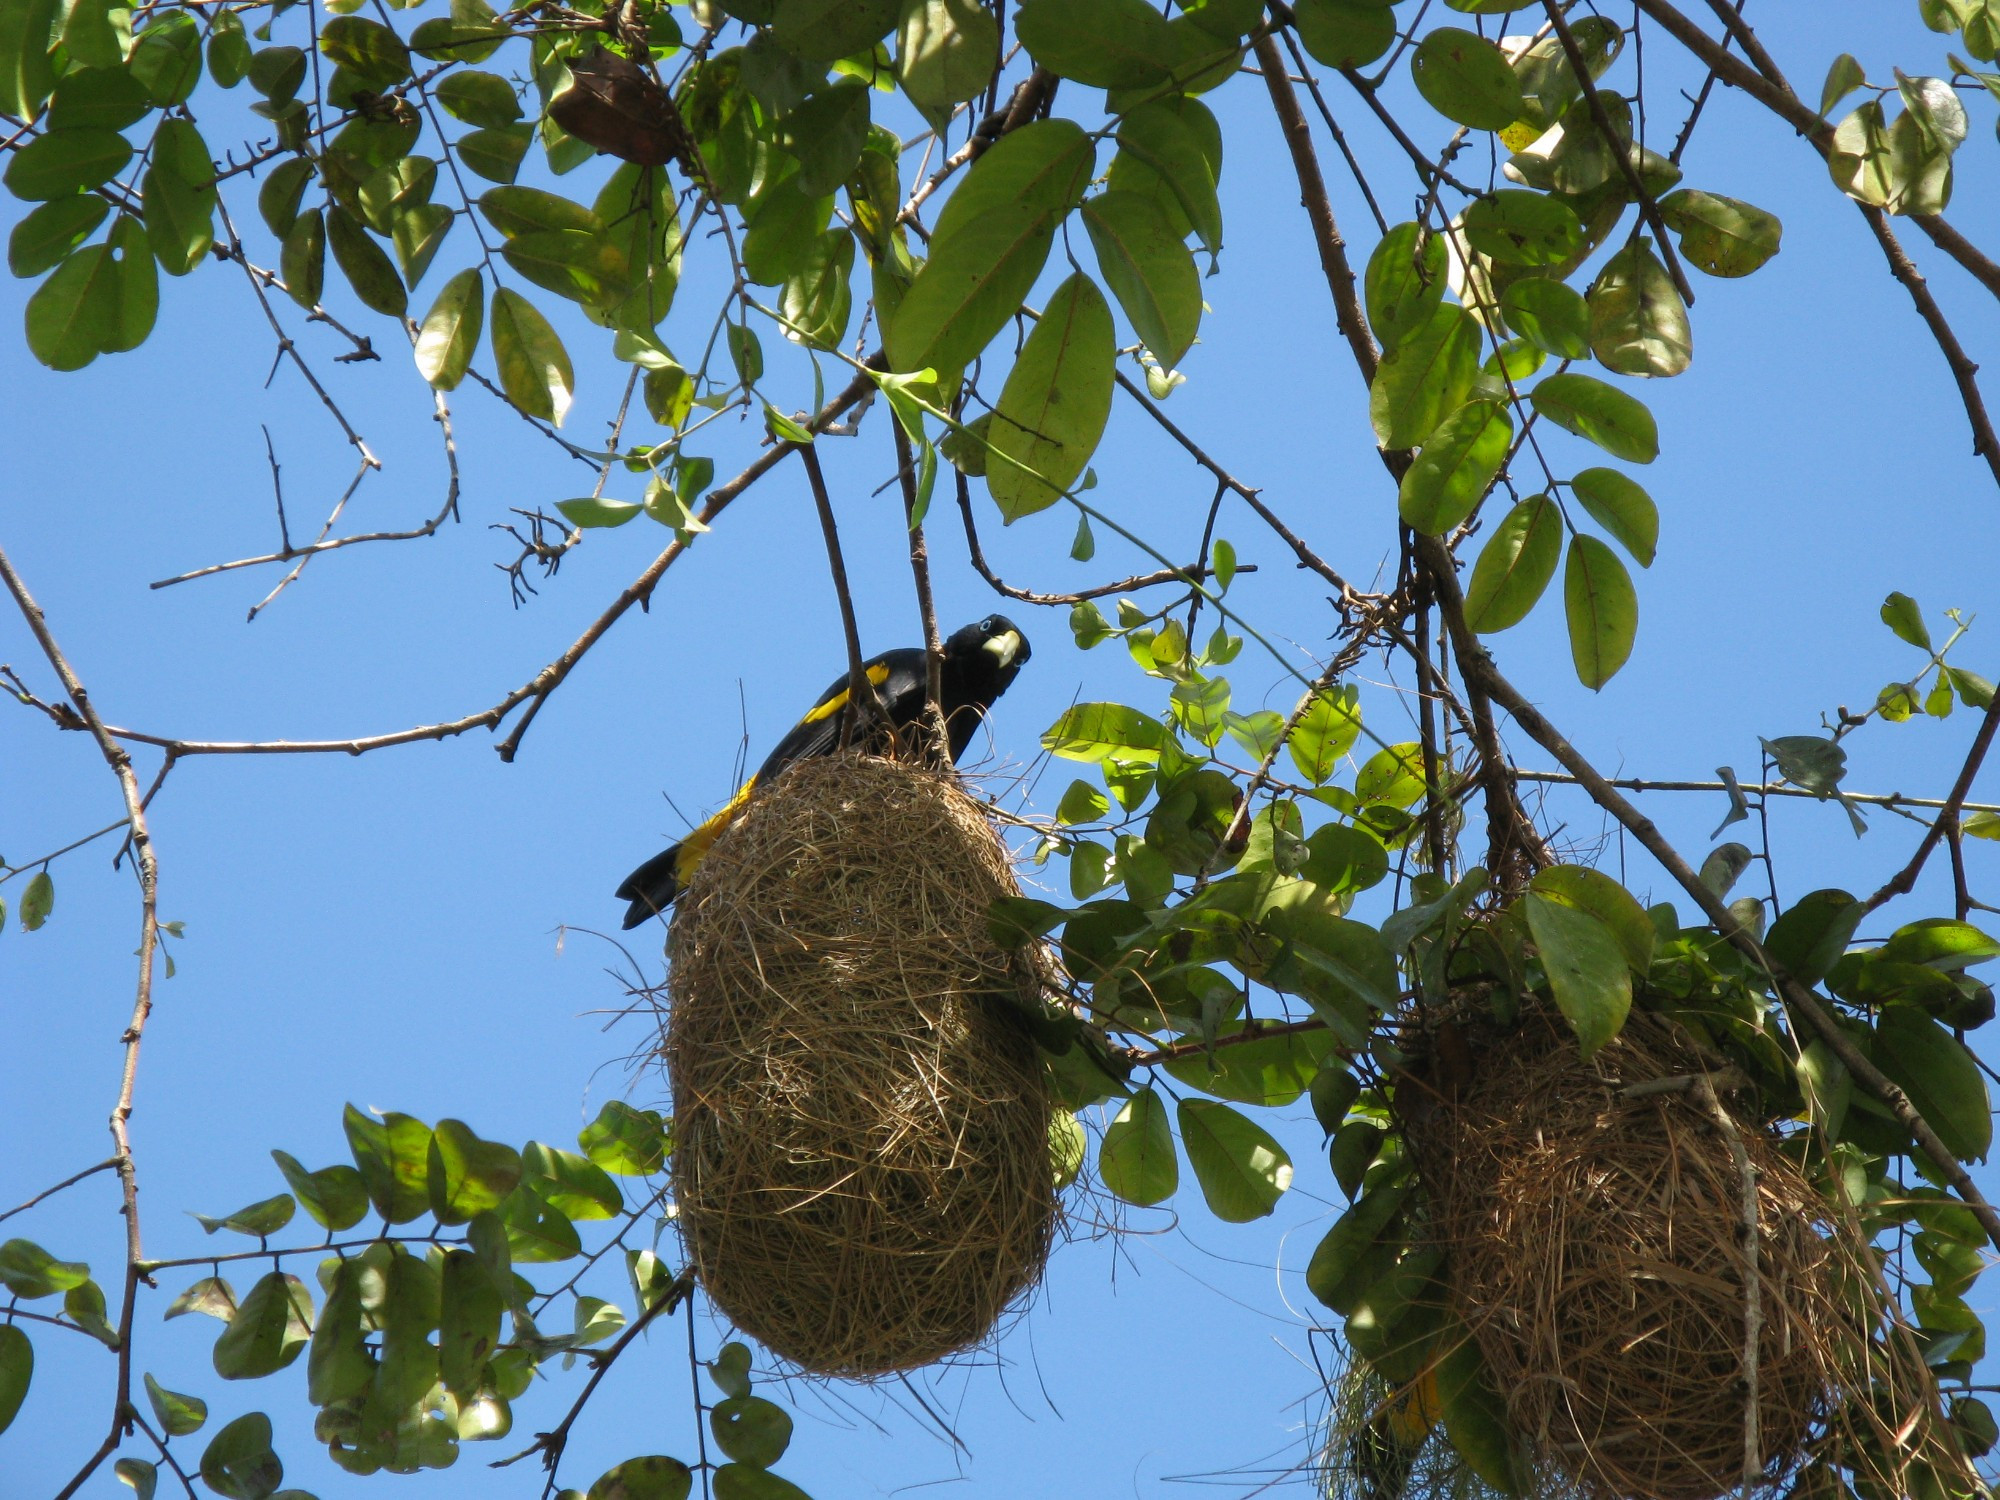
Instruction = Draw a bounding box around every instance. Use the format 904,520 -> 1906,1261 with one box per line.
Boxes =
662,751 -> 1058,1378
1402,1005 -> 1851,1500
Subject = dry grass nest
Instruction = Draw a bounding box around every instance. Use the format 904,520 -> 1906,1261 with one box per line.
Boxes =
662,751 -> 1059,1379
1402,1004 -> 1852,1500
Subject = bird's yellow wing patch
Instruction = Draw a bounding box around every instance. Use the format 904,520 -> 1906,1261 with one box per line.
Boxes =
673,775 -> 758,883
798,662 -> 892,725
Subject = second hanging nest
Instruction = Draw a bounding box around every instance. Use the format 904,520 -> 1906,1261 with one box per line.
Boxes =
662,751 -> 1059,1378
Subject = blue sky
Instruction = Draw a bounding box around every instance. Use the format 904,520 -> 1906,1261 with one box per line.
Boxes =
3,3 -> 1999,1496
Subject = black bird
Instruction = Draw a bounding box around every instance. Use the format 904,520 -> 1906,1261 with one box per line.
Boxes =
616,614 -> 1031,928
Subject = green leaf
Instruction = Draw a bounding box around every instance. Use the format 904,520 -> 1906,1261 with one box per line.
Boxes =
1083,191 -> 1201,370
1306,1180 -> 1410,1313
712,1466 -> 811,1500
115,1459 -> 156,1500
319,15 -> 410,88
1098,1087 -> 1178,1206
269,1151 -> 368,1232
779,228 -> 854,349
211,1271 -> 312,1379
727,322 -> 763,386
164,1277 -> 236,1322
326,204 -> 407,316
1881,917 -> 2000,971
1015,0 -> 1190,88
770,0 -> 897,63
458,125 -> 532,185
415,268 -> 484,391
1563,535 -> 1637,689
1397,398 -> 1512,535
889,200 -> 1054,378
256,159 -> 313,240
192,1193 -> 295,1238
19,869 -> 55,930
0,1323 -> 30,1436
64,1277 -> 116,1345
4,127 -> 132,200
523,1142 -> 624,1219
1175,1098 -> 1292,1222
1288,684 -> 1362,784
1875,1004 -> 1992,1160
579,1100 -> 671,1175
931,117 -> 1094,247
438,1248 -> 504,1398
589,1456 -> 695,1500
1531,372 -> 1658,463
279,208 -> 324,310
48,66 -> 149,130
1293,0 -> 1395,69
24,243 -> 117,369
1108,99 -> 1223,254
1587,236 -> 1691,378
1761,734 -> 1846,796
145,1372 -> 208,1437
247,45 -> 305,104
99,212 -> 155,353
1463,493 -> 1560,631
1950,667 -> 1996,710
490,287 -> 574,424
306,1258 -> 369,1406
1435,1333 -> 1522,1493
1043,702 -> 1166,762
1166,1022 -> 1338,1107
343,1104 -> 432,1223
1881,591 -> 1931,649
428,1118 -> 524,1224
1356,742 -> 1425,807
1821,52 -> 1866,116
127,13 -> 200,106
1657,188 -> 1782,278
1370,301 -> 1482,448
143,152 -> 217,277
0,0 -> 60,120
1529,865 -> 1654,973
742,173 -> 833,286
1522,893 -> 1630,1056
1462,189 -> 1582,266
986,272 -> 1116,521
1364,223 -> 1447,353
199,1412 -> 282,1500
0,1237 -> 87,1297
557,497 -> 644,529
711,1396 -> 793,1468
1765,889 -> 1865,987
1411,27 -> 1524,130
1568,467 -> 1657,566
897,0 -> 998,112
9,195 -> 108,278
438,68 -> 520,128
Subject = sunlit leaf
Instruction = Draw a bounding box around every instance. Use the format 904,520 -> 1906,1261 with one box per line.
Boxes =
1463,494 -> 1560,631
986,272 -> 1115,521
1176,1098 -> 1292,1222
1098,1087 -> 1177,1205
1587,236 -> 1690,378
1531,372 -> 1659,463
198,1412 -> 282,1500
1083,191 -> 1201,370
1563,535 -> 1638,689
1568,467 -> 1657,566
1411,27 -> 1524,130
1522,893 -> 1630,1057
1369,302 -> 1481,448
1398,398 -> 1512,535
490,287 -> 574,424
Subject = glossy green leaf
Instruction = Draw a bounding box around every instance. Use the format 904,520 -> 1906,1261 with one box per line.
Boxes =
415,267 -> 484,390
896,0 -> 998,112
1765,888 -> 1865,987
211,1271 -> 312,1379
199,1412 -> 282,1500
770,0 -> 896,63
23,243 -> 117,368
590,1456 -> 695,1500
1364,223 -> 1447,353
1176,1098 -> 1292,1222
1108,98 -> 1223,253
429,1118 -> 523,1224
558,497 -> 643,529
1499,277 -> 1588,359
1083,190 -> 1200,369
1370,301 -> 1481,448
778,227 -> 853,348
1411,27 -> 1524,130
19,868 -> 56,928
1435,1333 -> 1522,1493
326,204 -> 408,316
741,172 -> 833,286
98,213 -> 154,353
8,195 -> 108,278
1098,1087 -> 1177,1206
1522,893 -> 1630,1056
711,1396 -> 793,1468
986,272 -> 1115,521
305,1258 -> 369,1406
712,1466 -> 811,1500
523,1142 -> 624,1219
246,45 -> 305,103
1307,1180 -> 1410,1313
269,1150 -> 368,1232
319,15 -> 410,89
1531,372 -> 1659,463
1563,534 -> 1637,689
143,155 -> 216,276
1881,590 -> 1931,649
48,66 -> 149,130
1166,1022 -> 1338,1107
192,1193 -> 295,1238
144,1372 -> 206,1437
490,287 -> 574,424
1587,236 -> 1690,378
1530,865 -> 1654,973
1820,52 -> 1866,116
343,1103 -> 431,1223
1875,1004 -> 1992,1160
1464,494 -> 1560,631
1288,684 -> 1362,784
279,207 -> 324,310
930,117 -> 1094,246
777,79 -> 870,197
1293,0 -> 1395,69
115,1459 -> 156,1499
1657,187 -> 1781,278
0,1324 -> 30,1435
1043,702 -> 1166,762
579,1099 -> 671,1175
1462,189 -> 1582,266
889,201 -> 1053,377
256,158 -> 313,240
4,127 -> 132,200
438,69 -> 520,128
458,125 -> 532,184
1398,398 -> 1511,535
127,13 -> 200,106
0,0 -> 60,120
1568,467 -> 1657,566
0,1238 -> 87,1297
438,1248 -> 504,1398
1015,0 -> 1190,88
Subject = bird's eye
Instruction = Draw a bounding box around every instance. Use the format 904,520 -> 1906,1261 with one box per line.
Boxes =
981,615 -> 998,633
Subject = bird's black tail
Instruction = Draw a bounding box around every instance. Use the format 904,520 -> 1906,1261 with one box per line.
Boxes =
616,843 -> 683,929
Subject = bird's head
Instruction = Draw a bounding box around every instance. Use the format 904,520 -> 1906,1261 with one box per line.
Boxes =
946,614 -> 1031,694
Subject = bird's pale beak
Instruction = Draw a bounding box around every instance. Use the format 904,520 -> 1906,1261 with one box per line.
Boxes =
982,629 -> 1027,669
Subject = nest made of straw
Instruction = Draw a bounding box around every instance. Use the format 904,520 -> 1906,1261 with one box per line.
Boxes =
663,751 -> 1058,1379
1403,1004 -> 1848,1500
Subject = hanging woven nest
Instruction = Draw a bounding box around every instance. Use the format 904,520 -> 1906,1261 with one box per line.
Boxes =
1400,1005 -> 1853,1500
662,751 -> 1059,1378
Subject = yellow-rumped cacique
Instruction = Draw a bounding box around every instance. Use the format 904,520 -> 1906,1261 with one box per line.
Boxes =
616,614 -> 1031,928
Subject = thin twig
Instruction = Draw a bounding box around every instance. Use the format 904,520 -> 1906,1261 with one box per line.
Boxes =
1862,696 -> 2000,915
0,1158 -> 121,1226
798,441 -> 885,742
1512,767 -> 2000,815
891,419 -> 949,754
